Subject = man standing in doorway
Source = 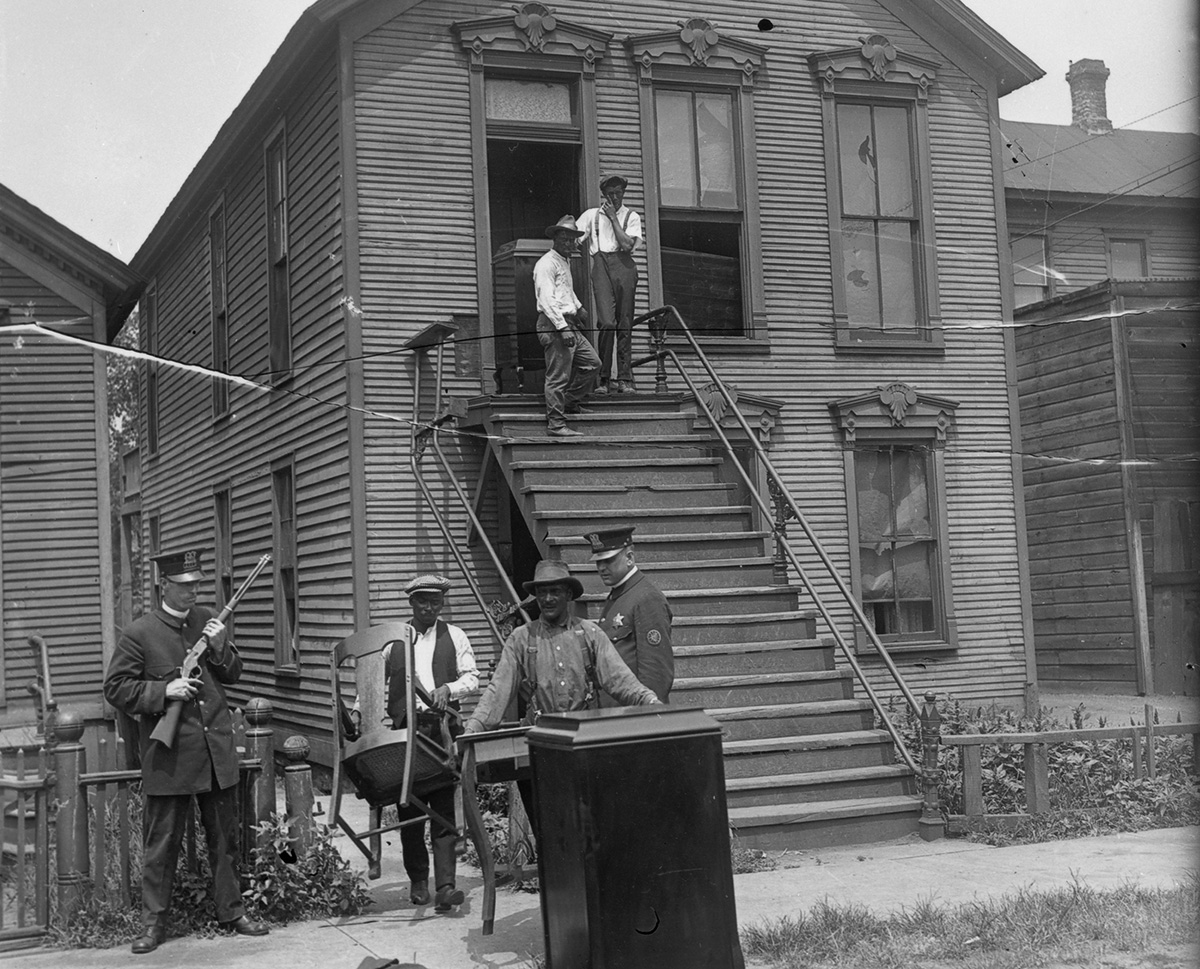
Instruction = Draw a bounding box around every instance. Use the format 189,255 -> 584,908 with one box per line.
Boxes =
587,526 -> 674,702
578,174 -> 642,394
103,549 -> 269,954
534,216 -> 601,438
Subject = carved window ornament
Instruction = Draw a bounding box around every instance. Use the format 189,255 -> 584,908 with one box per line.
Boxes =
451,3 -> 613,72
808,33 -> 938,100
828,382 -> 958,446
625,18 -> 768,87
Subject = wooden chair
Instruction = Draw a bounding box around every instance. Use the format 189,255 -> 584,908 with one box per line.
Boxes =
328,622 -> 462,880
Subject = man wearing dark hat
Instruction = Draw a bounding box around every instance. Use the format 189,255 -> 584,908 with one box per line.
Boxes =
587,526 -> 674,703
577,174 -> 642,395
362,575 -> 479,912
533,215 -> 602,437
103,549 -> 269,954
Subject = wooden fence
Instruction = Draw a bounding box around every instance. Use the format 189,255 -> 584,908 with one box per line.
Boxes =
941,705 -> 1200,831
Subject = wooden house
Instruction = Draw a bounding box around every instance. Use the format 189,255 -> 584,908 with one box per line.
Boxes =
1005,60 -> 1200,696
0,183 -> 141,743
117,0 -> 1043,848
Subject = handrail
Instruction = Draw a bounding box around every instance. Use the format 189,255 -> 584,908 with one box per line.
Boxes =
408,335 -> 531,657
631,305 -> 922,774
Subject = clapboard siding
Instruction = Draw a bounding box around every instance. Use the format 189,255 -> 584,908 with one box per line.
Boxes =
134,46 -> 351,744
345,0 -> 1029,712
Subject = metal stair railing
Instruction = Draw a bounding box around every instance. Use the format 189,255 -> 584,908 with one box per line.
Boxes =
406,325 -> 531,653
631,305 -> 921,774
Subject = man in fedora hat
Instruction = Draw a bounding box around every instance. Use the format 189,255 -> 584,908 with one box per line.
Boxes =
104,549 -> 269,953
586,526 -> 674,703
351,574 -> 479,912
533,215 -> 602,437
577,174 -> 642,395
463,559 -> 661,823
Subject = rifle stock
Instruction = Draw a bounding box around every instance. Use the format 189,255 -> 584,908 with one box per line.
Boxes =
149,554 -> 272,748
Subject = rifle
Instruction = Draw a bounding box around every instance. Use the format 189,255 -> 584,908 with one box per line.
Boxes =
149,553 -> 272,748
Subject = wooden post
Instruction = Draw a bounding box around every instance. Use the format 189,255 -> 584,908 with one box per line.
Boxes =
918,691 -> 944,841
52,711 -> 89,915
282,735 -> 315,860
1024,742 -> 1049,814
243,698 -> 277,850
1144,704 -> 1156,779
962,744 -> 984,817
1132,727 -> 1143,779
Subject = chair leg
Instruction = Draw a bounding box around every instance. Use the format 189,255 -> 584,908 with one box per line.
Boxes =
459,750 -> 496,935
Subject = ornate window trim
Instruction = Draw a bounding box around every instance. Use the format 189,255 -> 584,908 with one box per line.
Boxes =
626,19 -> 769,347
829,382 -> 959,652
810,36 -> 944,355
452,2 -> 612,72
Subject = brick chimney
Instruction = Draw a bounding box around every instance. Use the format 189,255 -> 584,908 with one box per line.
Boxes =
1066,58 -> 1113,135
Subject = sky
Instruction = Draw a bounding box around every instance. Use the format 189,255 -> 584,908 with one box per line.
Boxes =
0,0 -> 1196,260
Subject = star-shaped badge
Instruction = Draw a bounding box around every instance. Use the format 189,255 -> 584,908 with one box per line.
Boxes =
612,612 -> 625,626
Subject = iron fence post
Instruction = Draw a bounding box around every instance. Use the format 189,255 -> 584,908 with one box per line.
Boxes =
52,711 -> 89,914
243,698 -> 276,850
918,691 -> 944,841
282,736 -> 315,860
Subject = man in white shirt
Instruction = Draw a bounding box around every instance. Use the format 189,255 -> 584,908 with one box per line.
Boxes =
534,216 -> 601,438
385,574 -> 479,912
577,174 -> 643,395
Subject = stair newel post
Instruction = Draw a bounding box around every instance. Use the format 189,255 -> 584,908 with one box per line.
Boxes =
243,697 -> 277,851
768,475 -> 793,582
918,691 -> 944,841
282,735 -> 315,860
647,311 -> 669,394
52,710 -> 89,915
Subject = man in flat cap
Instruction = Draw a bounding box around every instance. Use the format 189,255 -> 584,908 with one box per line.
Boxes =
463,560 -> 661,823
587,526 -> 674,702
534,215 -> 602,437
358,575 -> 479,912
103,549 -> 269,954
577,174 -> 643,395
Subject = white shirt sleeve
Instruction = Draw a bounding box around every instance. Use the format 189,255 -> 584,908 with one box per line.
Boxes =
446,625 -> 480,699
624,208 -> 643,252
534,253 -> 569,330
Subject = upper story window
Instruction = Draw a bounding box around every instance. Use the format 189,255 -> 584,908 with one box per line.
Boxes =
210,203 -> 229,418
264,123 -> 291,383
1011,234 -> 1051,307
810,37 -> 943,354
485,76 -> 578,131
142,283 -> 159,457
1108,236 -> 1149,278
829,384 -> 959,651
213,482 -> 234,639
628,19 -> 768,345
271,456 -> 299,673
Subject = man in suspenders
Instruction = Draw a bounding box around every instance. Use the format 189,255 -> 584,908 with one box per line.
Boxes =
386,575 -> 479,912
577,173 -> 643,394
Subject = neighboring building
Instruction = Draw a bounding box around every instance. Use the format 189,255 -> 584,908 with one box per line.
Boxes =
117,0 -> 1043,847
1005,60 -> 1200,695
0,183 -> 141,742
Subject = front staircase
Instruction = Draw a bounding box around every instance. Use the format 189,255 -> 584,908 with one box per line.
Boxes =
462,392 -> 921,850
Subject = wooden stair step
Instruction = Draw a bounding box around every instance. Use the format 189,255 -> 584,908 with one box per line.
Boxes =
671,610 -> 817,645
535,505 -> 750,520
725,764 -> 911,793
674,640 -> 834,675
579,584 -> 799,617
725,765 -> 916,808
526,482 -> 740,511
510,457 -> 723,470
709,699 -> 873,722
550,530 -> 771,564
728,794 -> 921,829
672,669 -> 852,706
707,699 -> 874,740
571,557 -> 777,593
722,729 -> 889,757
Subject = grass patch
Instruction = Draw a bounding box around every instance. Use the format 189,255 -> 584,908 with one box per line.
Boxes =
741,874 -> 1199,968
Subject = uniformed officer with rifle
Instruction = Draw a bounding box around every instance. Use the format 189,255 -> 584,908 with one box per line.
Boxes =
103,548 -> 270,954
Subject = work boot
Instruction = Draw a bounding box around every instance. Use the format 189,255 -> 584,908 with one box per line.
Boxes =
434,885 -> 465,912
131,924 -> 166,955
410,879 -> 431,906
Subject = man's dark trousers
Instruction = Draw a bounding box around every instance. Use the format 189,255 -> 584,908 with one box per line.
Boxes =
536,313 -> 600,429
591,251 -> 637,385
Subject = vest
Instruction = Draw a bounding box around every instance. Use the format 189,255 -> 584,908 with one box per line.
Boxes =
386,620 -> 459,724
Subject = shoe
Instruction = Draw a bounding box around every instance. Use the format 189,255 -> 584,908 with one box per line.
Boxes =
618,379 -> 636,394
564,403 -> 592,415
410,879 -> 431,906
131,927 -> 165,954
435,886 -> 465,912
594,382 -> 609,396
220,915 -> 270,937
547,426 -> 584,437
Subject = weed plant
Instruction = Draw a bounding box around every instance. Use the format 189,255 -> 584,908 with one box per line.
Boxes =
886,697 -> 1200,844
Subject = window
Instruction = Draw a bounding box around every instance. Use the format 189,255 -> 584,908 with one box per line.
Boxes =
830,384 -> 958,651
210,205 -> 230,417
265,126 -> 291,382
147,512 -> 161,608
1011,234 -> 1050,307
214,483 -> 234,640
143,284 -> 159,456
811,38 -> 942,352
654,87 -> 745,336
271,458 -> 299,671
1108,237 -> 1148,278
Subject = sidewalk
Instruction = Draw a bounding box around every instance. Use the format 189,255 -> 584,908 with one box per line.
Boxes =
4,825 -> 1195,969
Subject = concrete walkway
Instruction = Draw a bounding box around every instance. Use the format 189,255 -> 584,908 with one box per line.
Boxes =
3,825 -> 1195,969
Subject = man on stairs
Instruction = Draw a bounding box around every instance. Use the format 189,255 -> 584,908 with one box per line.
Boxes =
587,526 -> 675,703
533,216 -> 601,438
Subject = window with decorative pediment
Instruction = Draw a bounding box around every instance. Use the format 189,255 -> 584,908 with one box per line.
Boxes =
627,19 -> 768,344
810,37 -> 943,353
829,384 -> 959,651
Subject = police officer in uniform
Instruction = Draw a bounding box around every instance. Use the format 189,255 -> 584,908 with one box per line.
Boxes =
586,526 -> 674,702
103,549 -> 269,954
